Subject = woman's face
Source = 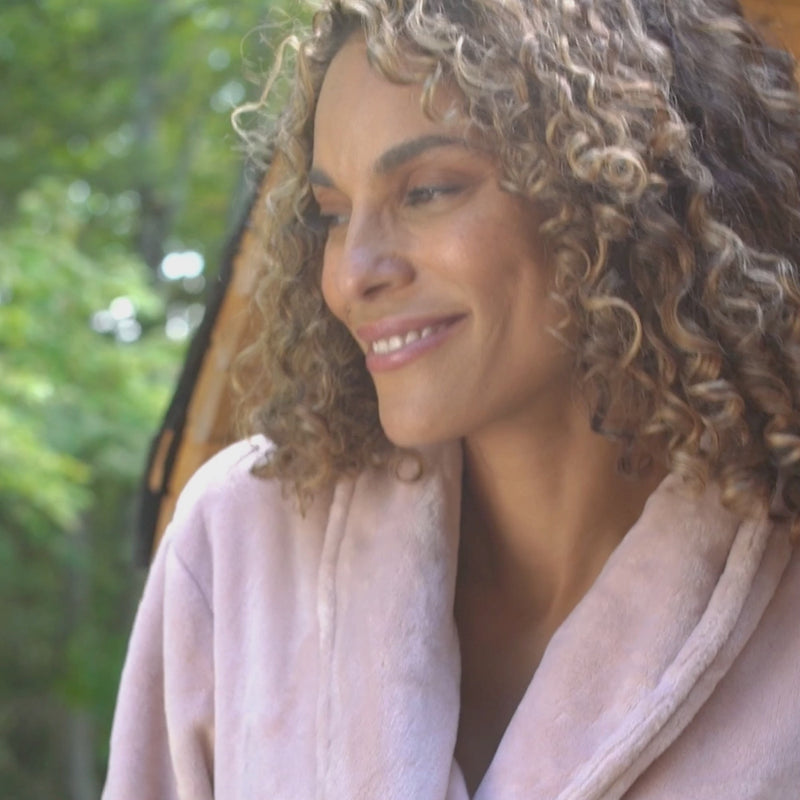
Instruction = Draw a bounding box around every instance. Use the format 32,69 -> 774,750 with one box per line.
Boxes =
313,37 -> 574,448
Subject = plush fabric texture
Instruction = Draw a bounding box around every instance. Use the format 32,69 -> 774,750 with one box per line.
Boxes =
103,438 -> 800,799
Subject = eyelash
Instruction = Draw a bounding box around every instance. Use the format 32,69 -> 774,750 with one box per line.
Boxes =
307,203 -> 348,232
405,183 -> 461,206
315,211 -> 349,230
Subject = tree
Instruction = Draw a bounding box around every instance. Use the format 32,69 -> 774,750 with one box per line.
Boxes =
0,0 -> 285,272
0,1 -> 308,796
0,178 -> 178,799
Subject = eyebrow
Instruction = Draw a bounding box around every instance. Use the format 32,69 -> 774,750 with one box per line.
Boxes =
308,133 -> 470,188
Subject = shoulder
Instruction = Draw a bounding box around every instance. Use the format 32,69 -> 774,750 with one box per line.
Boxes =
171,436 -> 280,519
160,437 -> 337,611
156,437 -> 463,618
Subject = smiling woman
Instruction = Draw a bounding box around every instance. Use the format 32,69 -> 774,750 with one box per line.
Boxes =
103,2 -> 800,798
313,39 -> 568,449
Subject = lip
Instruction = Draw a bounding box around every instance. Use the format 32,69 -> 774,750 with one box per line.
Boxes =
356,314 -> 465,372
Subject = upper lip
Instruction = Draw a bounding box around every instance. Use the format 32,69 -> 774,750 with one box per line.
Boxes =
354,313 -> 465,349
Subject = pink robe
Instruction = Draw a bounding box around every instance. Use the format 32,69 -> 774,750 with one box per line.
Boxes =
103,438 -> 800,799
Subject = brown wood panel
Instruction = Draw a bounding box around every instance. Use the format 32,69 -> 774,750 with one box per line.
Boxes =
743,0 -> 800,54
147,188 -> 265,555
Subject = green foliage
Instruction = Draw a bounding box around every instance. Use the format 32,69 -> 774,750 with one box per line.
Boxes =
0,180 -> 178,798
0,1 -> 311,797
0,0 -> 295,270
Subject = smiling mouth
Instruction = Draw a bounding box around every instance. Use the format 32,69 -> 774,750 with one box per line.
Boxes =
369,324 -> 448,355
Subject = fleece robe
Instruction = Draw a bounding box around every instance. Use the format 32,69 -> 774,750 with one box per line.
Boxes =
102,438 -> 800,799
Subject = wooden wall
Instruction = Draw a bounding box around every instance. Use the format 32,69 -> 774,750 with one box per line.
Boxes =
744,0 -> 800,55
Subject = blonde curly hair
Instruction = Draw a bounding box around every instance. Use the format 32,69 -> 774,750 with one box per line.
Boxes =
235,0 -> 800,529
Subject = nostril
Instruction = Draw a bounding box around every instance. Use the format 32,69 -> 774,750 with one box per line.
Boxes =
363,275 -> 395,298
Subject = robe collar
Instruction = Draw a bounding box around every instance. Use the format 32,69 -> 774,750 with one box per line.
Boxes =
314,442 -> 791,799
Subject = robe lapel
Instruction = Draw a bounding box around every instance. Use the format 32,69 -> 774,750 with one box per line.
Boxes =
314,453 -> 790,800
316,443 -> 464,800
477,476 -> 791,800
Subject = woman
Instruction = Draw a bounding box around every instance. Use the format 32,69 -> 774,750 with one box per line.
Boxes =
103,0 -> 800,797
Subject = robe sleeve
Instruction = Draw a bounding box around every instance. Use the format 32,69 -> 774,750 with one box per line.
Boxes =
102,530 -> 215,800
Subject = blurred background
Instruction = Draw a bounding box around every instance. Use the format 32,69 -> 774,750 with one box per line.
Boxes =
0,1 -> 305,797
2,1 -> 798,798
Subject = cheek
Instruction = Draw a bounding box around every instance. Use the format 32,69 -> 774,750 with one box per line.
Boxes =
452,233 -> 525,303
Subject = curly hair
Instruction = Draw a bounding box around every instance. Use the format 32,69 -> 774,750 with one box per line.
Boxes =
234,0 -> 800,529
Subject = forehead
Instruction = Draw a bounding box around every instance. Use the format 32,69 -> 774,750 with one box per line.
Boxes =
312,37 -> 466,173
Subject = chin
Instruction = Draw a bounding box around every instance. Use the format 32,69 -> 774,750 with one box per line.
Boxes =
378,410 -> 455,450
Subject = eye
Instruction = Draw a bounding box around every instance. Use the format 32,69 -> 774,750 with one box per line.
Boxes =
318,211 -> 350,229
405,183 -> 463,207
307,206 -> 350,234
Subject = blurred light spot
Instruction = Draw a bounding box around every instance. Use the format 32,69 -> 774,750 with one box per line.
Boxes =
28,379 -> 55,402
193,7 -> 231,30
186,303 -> 205,329
87,192 -> 110,215
211,80 -> 246,113
104,124 -> 134,157
109,296 -> 135,320
115,190 -> 141,213
160,250 -> 205,281
67,135 -> 89,155
208,47 -> 230,71
166,301 -> 205,341
68,180 -> 91,204
91,309 -> 116,333
182,275 -> 206,294
111,190 -> 139,235
116,318 -> 142,344
165,315 -> 190,341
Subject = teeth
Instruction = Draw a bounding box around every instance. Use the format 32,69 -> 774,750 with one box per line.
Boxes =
371,325 -> 440,354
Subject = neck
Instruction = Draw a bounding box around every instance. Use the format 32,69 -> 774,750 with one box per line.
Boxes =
459,399 -> 666,624
452,399 -> 666,793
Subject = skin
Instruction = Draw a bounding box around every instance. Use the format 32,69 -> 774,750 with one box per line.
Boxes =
313,36 -> 665,794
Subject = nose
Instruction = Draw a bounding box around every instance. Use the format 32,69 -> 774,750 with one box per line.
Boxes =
322,208 -> 414,316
